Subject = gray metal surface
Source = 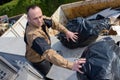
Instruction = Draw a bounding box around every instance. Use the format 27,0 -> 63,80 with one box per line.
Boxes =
0,54 -> 44,80
1,14 -> 27,37
0,56 -> 18,80
47,58 -> 78,80
0,52 -> 27,70
0,37 -> 25,56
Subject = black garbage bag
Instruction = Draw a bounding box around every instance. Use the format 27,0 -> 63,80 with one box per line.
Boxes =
57,17 -> 111,49
77,37 -> 120,80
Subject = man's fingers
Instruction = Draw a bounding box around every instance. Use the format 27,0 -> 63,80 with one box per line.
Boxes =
78,58 -> 86,61
76,58 -> 86,64
74,32 -> 78,35
73,35 -> 78,40
77,69 -> 84,74
71,35 -> 78,42
66,32 -> 78,42
73,33 -> 78,39
78,65 -> 82,68
72,58 -> 86,73
66,37 -> 69,42
77,61 -> 85,74
71,38 -> 76,42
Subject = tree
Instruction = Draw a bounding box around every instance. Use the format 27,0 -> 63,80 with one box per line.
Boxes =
0,0 -> 12,5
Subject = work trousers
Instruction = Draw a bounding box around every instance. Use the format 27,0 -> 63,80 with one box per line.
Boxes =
32,60 -> 52,80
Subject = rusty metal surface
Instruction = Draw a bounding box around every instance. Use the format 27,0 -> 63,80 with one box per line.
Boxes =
61,0 -> 120,19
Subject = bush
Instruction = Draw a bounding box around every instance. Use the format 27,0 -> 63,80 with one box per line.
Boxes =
0,0 -> 79,17
0,0 -> 12,5
0,0 -> 18,17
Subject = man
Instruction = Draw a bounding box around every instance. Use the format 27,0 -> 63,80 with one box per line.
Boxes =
24,5 -> 86,79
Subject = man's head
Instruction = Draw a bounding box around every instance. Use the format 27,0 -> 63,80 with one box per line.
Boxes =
27,5 -> 43,27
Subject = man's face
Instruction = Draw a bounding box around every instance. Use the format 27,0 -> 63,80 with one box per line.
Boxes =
27,7 -> 43,27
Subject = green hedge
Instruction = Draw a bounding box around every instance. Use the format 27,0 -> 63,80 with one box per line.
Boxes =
0,0 -> 18,17
0,0 -> 79,17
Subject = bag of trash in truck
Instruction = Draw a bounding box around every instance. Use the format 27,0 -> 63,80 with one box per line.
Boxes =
57,6 -> 120,49
77,37 -> 120,80
0,15 -> 9,23
0,23 -> 9,36
86,8 -> 120,20
0,15 -> 9,36
58,17 -> 111,49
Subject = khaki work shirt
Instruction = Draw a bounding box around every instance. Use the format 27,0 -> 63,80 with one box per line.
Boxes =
25,16 -> 73,70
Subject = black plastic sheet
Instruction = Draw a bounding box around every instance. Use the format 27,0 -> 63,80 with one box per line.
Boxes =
77,37 -> 120,80
58,17 -> 111,49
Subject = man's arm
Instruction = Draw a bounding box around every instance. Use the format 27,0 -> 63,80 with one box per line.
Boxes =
43,48 -> 86,73
43,16 -> 78,42
30,35 -> 73,69
51,19 -> 78,42
30,35 -> 85,72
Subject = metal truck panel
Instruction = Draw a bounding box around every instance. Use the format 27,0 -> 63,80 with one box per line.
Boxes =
52,0 -> 120,24
1,14 -> 27,37
0,52 -> 44,80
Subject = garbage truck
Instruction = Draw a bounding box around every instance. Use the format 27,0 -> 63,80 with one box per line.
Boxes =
0,0 -> 120,80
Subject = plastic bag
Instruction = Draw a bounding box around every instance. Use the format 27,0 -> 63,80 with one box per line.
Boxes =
58,17 -> 111,49
77,37 -> 120,80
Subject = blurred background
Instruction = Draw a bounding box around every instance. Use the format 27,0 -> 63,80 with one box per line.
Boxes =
0,0 -> 82,17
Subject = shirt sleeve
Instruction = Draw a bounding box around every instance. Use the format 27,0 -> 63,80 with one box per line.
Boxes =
28,33 -> 73,69
31,37 -> 51,55
31,37 -> 73,70
42,49 -> 73,70
51,19 -> 69,33
43,16 -> 69,33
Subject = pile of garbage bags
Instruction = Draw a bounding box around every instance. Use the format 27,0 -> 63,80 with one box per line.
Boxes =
58,17 -> 111,49
77,37 -> 120,80
58,8 -> 120,49
57,8 -> 120,80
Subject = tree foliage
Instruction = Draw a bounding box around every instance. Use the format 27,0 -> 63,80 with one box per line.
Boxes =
0,0 -> 12,5
0,0 -> 79,17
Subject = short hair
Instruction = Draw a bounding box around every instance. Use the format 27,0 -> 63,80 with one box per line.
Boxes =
26,5 -> 40,14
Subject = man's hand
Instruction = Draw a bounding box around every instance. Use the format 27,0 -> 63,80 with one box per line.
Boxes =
65,31 -> 78,42
72,58 -> 86,73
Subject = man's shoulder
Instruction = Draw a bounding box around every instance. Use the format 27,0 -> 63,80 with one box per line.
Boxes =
43,15 -> 52,28
43,15 -> 51,20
